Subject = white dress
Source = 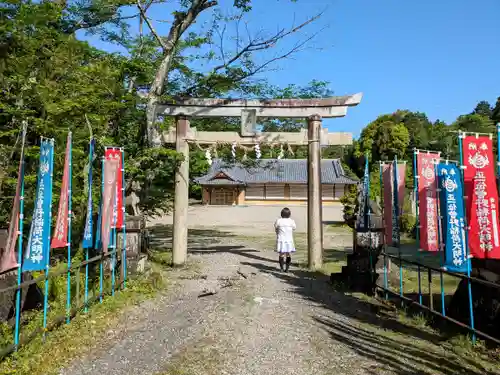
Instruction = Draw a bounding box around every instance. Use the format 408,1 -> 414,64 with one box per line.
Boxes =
274,217 -> 297,253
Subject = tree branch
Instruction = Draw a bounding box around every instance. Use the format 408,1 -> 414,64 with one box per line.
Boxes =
211,11 -> 323,73
180,11 -> 325,97
137,0 -> 168,50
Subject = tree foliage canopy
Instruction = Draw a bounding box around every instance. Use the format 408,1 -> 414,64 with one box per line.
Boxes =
0,0 -> 327,242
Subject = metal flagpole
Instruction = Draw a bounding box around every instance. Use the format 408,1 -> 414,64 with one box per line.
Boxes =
457,131 -> 476,344
106,148 -> 118,296
13,122 -> 27,350
435,158 -> 446,316
84,139 -> 94,313
413,149 -> 423,305
497,123 -> 500,176
111,162 -> 117,297
121,148 -> 127,289
380,161 -> 388,300
99,158 -> 104,303
43,138 -> 55,338
393,156 -> 403,298
66,132 -> 72,324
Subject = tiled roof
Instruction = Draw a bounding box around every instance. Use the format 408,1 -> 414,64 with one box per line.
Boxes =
196,159 -> 359,185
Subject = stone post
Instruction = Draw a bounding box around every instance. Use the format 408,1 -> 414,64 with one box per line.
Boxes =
307,114 -> 323,270
172,116 -> 190,266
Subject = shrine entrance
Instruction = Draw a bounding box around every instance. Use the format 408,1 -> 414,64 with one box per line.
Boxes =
210,187 -> 236,206
157,95 -> 363,270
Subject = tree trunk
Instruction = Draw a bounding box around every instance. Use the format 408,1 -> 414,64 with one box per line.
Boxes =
146,53 -> 173,147
141,0 -> 217,147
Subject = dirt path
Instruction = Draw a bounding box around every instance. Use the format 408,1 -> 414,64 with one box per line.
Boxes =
58,219 -> 498,375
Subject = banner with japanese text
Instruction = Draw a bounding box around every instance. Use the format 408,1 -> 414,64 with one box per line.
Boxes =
391,161 -> 406,246
23,139 -> 54,271
462,136 -> 500,259
416,152 -> 440,251
382,163 -> 393,244
51,133 -> 71,249
437,163 -> 468,273
101,158 -> 119,253
356,157 -> 370,231
382,162 -> 406,246
105,148 -> 123,228
0,124 -> 27,274
95,197 -> 102,250
83,139 -> 95,249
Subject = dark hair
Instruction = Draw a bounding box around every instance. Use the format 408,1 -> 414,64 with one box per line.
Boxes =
281,207 -> 291,218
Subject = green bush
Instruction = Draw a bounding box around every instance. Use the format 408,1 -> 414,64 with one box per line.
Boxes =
400,196 -> 416,236
340,185 -> 357,221
400,212 -> 416,235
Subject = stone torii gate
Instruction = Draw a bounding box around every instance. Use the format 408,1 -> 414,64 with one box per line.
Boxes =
158,94 -> 362,270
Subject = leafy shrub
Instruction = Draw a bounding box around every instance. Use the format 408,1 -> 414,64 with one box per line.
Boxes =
340,185 -> 357,222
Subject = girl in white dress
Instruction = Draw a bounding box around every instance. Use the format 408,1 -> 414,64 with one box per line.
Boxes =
274,207 -> 296,272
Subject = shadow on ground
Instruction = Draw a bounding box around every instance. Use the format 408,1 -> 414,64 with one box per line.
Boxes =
148,224 -> 235,249
193,243 -> 497,375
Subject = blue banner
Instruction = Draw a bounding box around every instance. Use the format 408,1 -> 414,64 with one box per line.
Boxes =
356,156 -> 370,230
23,139 -> 54,271
437,163 -> 468,273
83,139 -> 95,249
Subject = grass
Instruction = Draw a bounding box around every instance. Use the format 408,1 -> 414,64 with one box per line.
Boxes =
347,305 -> 500,374
0,254 -> 173,375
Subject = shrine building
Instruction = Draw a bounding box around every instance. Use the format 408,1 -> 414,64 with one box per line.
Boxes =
196,158 -> 358,206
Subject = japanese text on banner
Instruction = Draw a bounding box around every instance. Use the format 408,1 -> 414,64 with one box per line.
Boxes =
83,139 -> 95,249
101,158 -> 119,254
356,158 -> 370,231
105,148 -> 123,229
438,163 -> 468,272
462,136 -> 500,259
382,162 -> 406,246
417,152 -> 440,251
382,163 -> 393,244
0,126 -> 26,273
51,133 -> 71,249
23,140 -> 54,271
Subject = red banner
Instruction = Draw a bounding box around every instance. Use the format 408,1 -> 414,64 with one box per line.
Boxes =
102,158 -> 120,253
0,148 -> 24,273
383,162 -> 406,245
105,148 -> 124,228
397,163 -> 406,217
462,136 -> 500,259
417,152 -> 440,251
51,134 -> 71,249
382,164 -> 393,244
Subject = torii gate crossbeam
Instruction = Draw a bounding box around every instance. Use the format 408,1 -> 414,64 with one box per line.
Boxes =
158,94 -> 363,271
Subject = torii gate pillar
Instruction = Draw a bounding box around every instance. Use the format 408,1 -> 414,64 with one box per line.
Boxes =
172,116 -> 190,266
307,114 -> 323,271
161,94 -> 363,269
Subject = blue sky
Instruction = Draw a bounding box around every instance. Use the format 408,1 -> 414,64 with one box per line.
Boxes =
82,0 -> 500,138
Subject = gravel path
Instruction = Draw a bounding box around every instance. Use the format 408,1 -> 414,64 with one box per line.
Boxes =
58,207 -> 496,375
59,240 -> 385,375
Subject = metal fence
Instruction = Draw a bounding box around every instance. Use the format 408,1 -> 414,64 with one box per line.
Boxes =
373,137 -> 500,346
376,244 -> 500,346
0,248 -> 127,360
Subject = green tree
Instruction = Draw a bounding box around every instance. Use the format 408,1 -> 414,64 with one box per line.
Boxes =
0,1 -> 181,237
358,114 -> 410,162
393,110 -> 431,153
453,113 -> 494,134
472,100 -> 492,118
491,97 -> 500,124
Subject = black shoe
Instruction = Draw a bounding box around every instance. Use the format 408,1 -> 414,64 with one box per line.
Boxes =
285,256 -> 291,272
279,257 -> 285,272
